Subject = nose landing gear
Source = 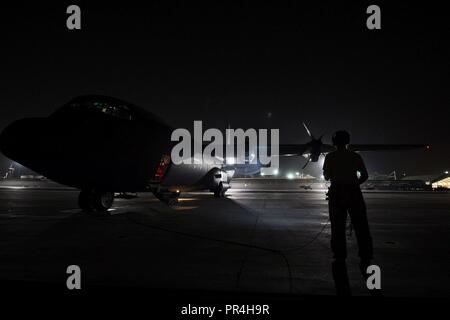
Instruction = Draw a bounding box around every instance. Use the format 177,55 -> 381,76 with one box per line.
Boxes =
213,182 -> 229,198
78,190 -> 115,212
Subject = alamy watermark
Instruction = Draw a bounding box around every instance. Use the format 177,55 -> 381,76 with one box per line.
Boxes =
66,264 -> 81,290
366,264 -> 381,290
170,121 -> 279,171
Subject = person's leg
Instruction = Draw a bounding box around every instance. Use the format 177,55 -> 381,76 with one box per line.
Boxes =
329,202 -> 348,260
329,201 -> 351,296
332,259 -> 351,296
348,192 -> 373,262
348,190 -> 375,292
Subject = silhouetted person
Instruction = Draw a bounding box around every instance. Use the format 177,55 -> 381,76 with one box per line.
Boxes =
323,130 -> 373,296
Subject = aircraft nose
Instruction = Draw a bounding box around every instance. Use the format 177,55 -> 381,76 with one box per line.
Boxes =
0,125 -> 9,156
0,120 -> 22,159
0,118 -> 46,165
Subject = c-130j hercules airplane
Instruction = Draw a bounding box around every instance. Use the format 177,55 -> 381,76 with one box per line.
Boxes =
0,95 -> 428,211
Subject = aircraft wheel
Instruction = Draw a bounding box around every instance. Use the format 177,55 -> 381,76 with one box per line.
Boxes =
167,197 -> 179,206
214,183 -> 226,198
78,190 -> 94,211
93,191 -> 114,212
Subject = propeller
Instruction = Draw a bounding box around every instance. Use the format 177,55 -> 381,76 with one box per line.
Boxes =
303,122 -> 313,139
301,122 -> 325,169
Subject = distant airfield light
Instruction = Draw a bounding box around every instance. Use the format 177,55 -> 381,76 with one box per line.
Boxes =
226,157 -> 235,165
295,172 -> 300,176
445,171 -> 449,174
178,198 -> 198,202
286,173 -> 294,180
260,172 -> 265,176
273,169 -> 279,176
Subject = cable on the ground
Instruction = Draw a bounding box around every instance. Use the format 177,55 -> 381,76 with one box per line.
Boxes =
125,206 -> 330,294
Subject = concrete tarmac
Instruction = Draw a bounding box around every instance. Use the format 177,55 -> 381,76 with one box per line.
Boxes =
0,187 -> 449,297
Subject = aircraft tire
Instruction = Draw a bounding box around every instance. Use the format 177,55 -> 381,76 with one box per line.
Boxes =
167,197 -> 179,206
78,190 -> 94,211
93,191 -> 114,211
214,183 -> 226,198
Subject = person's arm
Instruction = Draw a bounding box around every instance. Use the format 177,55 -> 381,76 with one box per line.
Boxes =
323,154 -> 331,181
357,154 -> 369,184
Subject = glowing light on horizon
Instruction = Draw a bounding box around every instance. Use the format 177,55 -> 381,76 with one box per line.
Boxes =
226,157 -> 235,165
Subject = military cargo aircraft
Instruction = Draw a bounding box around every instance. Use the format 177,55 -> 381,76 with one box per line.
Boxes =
0,95 -> 428,211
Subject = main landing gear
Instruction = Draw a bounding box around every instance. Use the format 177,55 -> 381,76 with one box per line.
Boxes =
154,190 -> 180,206
78,190 -> 114,212
213,182 -> 228,198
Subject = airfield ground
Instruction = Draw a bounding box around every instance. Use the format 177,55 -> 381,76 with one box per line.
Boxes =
0,180 -> 448,299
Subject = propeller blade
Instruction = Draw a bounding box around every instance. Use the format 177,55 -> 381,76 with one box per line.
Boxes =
302,122 -> 313,139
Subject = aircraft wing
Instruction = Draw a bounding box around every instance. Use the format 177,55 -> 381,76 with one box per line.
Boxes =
277,144 -> 310,156
201,144 -> 316,158
203,143 -> 428,161
276,143 -> 428,156
277,143 -> 336,156
348,144 -> 429,152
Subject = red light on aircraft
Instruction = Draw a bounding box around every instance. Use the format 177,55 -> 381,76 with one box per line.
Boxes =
153,155 -> 171,182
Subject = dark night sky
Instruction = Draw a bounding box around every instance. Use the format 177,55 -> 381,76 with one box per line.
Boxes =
0,2 -> 449,176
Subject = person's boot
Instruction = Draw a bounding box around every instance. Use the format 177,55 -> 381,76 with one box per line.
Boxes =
332,259 -> 351,297
359,258 -> 371,280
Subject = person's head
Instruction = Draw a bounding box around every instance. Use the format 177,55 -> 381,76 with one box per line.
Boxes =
332,130 -> 350,148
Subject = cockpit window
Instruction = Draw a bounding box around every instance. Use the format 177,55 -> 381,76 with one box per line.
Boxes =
92,102 -> 133,120
67,101 -> 134,120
